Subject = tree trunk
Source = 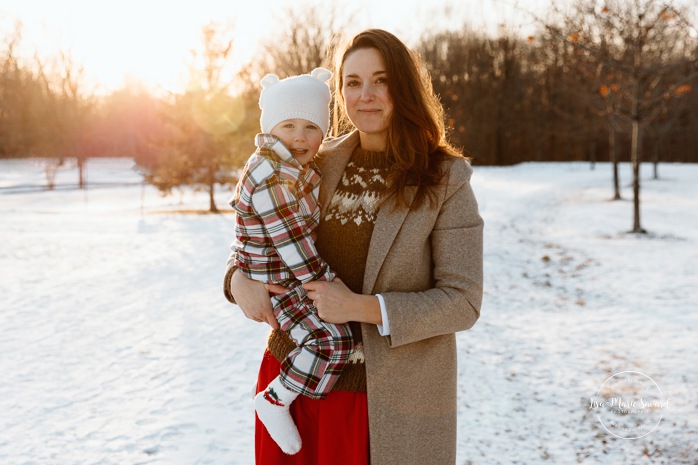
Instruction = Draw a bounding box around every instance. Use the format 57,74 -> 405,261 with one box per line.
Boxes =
77,156 -> 85,189
44,157 -> 63,191
612,159 -> 621,200
630,119 -> 646,234
589,138 -> 596,170
629,47 -> 645,234
209,183 -> 218,213
609,117 -> 621,200
494,103 -> 503,165
652,140 -> 660,180
208,163 -> 218,213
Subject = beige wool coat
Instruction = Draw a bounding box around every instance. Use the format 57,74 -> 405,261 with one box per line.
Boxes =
317,131 -> 483,464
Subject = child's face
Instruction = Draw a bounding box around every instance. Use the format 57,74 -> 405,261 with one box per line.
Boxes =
270,118 -> 323,167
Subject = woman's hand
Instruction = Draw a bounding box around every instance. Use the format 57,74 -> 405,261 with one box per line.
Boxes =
230,269 -> 282,329
303,277 -> 382,325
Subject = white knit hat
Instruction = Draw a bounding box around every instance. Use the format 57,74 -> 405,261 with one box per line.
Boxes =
259,67 -> 332,135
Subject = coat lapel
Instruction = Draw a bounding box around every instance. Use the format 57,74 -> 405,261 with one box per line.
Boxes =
363,186 -> 417,294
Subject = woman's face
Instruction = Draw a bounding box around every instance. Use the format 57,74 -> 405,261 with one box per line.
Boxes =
342,48 -> 394,147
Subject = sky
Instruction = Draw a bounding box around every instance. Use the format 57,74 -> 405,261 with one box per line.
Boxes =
0,0 -> 554,95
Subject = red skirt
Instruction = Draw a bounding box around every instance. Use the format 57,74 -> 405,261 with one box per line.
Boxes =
255,349 -> 369,465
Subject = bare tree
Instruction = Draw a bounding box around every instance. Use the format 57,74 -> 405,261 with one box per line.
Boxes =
546,0 -> 698,233
419,28 -> 528,165
241,4 -> 351,90
598,78 -> 625,199
0,23 -> 51,157
31,50 -> 94,189
646,79 -> 694,179
419,29 -> 483,159
54,51 -> 93,188
139,22 -> 255,213
1,23 -> 94,189
419,26 -> 575,165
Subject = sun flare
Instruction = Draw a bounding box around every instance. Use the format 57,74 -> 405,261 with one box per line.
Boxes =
1,1 -> 253,95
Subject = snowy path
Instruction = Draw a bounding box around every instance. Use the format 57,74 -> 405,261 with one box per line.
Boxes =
462,163 -> 697,464
1,159 -> 696,464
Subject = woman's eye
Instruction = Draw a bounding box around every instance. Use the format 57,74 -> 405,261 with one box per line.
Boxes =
345,80 -> 359,87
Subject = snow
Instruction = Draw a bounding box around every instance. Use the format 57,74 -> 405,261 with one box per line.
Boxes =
1,158 -> 696,465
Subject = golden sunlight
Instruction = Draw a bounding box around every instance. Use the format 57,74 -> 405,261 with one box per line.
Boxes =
1,1 -> 247,94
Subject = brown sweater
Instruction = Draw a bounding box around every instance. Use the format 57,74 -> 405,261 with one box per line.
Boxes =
267,146 -> 390,392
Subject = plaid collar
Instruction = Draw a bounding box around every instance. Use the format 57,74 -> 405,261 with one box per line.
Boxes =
254,133 -> 320,173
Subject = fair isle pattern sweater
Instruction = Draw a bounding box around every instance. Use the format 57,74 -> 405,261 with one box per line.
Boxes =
268,146 -> 390,392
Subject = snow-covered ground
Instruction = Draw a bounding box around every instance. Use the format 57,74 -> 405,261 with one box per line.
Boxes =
1,158 -> 696,465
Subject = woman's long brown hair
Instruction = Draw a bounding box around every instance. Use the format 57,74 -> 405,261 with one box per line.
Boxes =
332,29 -> 463,209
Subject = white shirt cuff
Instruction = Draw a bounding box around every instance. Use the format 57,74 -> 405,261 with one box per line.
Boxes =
375,294 -> 391,336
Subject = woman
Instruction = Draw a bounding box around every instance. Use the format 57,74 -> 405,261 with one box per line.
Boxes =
224,29 -> 483,465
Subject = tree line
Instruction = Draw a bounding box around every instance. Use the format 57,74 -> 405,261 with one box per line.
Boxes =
1,1 -> 696,221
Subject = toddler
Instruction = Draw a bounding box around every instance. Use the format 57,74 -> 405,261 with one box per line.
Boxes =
229,68 -> 353,455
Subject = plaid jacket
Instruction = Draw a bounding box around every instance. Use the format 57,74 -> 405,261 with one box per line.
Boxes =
230,134 -> 352,399
230,134 -> 334,290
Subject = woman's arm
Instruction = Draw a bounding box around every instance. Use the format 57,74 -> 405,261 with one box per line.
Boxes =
379,160 -> 483,347
227,268 -> 281,329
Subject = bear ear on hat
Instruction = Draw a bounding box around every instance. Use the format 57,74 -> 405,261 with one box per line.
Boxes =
260,74 -> 279,88
310,67 -> 332,83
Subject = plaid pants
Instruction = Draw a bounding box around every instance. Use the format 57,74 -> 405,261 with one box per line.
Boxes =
271,285 -> 354,400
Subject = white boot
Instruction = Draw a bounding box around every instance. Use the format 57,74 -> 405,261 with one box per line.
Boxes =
254,376 -> 301,455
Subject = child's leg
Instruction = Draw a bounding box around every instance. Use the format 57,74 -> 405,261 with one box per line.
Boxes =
277,295 -> 353,399
254,292 -> 304,455
255,291 -> 353,455
254,375 -> 301,455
